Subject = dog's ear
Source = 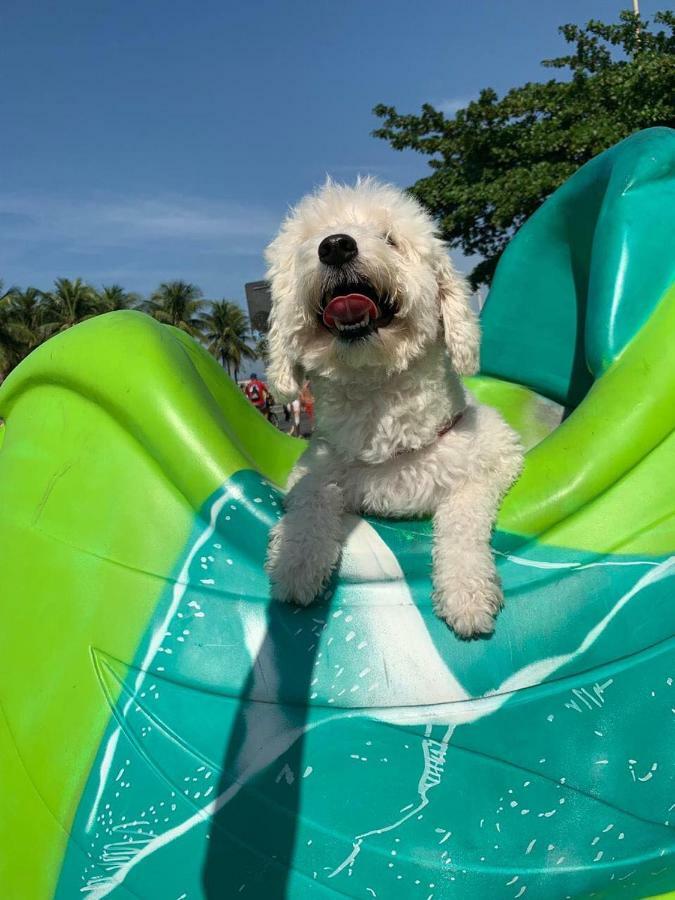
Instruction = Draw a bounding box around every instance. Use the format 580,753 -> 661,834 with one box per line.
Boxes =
266,317 -> 304,401
436,248 -> 480,376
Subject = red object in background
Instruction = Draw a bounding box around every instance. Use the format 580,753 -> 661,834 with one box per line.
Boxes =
299,382 -> 314,420
244,378 -> 268,408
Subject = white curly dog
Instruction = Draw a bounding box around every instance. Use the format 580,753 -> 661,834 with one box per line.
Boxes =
264,179 -> 522,638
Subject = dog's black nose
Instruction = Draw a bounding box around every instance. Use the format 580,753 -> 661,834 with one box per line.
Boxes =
318,233 -> 358,267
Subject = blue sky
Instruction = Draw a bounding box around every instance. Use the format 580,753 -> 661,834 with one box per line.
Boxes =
1,0 -> 662,303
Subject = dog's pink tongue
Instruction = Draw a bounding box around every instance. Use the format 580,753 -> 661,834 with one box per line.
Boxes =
323,293 -> 378,328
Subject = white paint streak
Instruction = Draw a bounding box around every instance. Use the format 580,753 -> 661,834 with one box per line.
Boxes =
328,723 -> 455,879
498,553 -> 660,573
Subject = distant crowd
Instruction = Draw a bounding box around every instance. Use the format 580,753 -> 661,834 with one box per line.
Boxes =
241,373 -> 314,437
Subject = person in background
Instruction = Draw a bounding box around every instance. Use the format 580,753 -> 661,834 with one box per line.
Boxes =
264,390 -> 276,422
289,397 -> 302,437
244,372 -> 270,418
299,380 -> 314,433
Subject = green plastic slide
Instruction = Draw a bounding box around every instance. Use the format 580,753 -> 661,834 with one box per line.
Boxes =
1,128 -> 674,899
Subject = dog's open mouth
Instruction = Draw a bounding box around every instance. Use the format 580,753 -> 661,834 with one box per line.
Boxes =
319,281 -> 396,341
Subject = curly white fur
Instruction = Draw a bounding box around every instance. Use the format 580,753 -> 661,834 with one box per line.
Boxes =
264,179 -> 522,637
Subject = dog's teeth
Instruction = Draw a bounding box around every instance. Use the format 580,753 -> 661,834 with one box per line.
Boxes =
334,317 -> 373,334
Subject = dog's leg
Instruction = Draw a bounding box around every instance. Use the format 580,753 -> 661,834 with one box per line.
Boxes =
432,478 -> 507,638
266,452 -> 345,607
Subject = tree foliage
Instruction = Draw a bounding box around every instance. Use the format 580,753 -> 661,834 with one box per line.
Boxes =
2,288 -> 49,359
98,284 -> 141,311
141,280 -> 205,336
0,286 -> 30,376
253,332 -> 269,366
199,300 -> 257,380
0,276 -> 258,381
373,10 -> 675,287
43,278 -> 101,331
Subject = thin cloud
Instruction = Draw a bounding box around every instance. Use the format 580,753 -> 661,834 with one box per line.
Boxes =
0,192 -> 277,251
0,188 -> 478,299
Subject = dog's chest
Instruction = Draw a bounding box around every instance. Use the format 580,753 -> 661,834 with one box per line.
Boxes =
314,378 -> 441,464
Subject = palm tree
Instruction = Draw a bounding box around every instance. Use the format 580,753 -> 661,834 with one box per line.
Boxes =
253,332 -> 269,365
43,278 -> 101,332
0,306 -> 25,380
98,284 -> 140,311
5,287 -> 49,352
142,281 -> 204,336
200,300 -> 256,380
0,279 -> 18,303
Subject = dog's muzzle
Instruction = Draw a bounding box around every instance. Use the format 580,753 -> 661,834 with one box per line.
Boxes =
319,280 -> 396,342
318,233 -> 358,267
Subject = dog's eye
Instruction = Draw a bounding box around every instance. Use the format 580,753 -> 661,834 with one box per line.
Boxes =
384,233 -> 398,248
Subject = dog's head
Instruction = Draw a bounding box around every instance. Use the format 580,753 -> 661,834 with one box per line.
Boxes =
265,178 -> 479,398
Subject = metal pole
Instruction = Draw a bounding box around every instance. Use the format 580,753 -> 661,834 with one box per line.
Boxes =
633,0 -> 641,44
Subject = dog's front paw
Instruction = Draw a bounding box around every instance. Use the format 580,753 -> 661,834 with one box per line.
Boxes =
438,592 -> 501,639
265,518 -> 339,607
433,554 -> 503,639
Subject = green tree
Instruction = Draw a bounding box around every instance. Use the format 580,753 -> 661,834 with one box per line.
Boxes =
200,300 -> 256,380
142,281 -> 204,335
374,10 -> 675,287
6,287 -> 48,349
253,332 -> 268,366
0,284 -> 49,377
0,288 -> 25,379
0,314 -> 23,379
98,284 -> 140,311
0,280 -> 17,303
43,278 -> 102,331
